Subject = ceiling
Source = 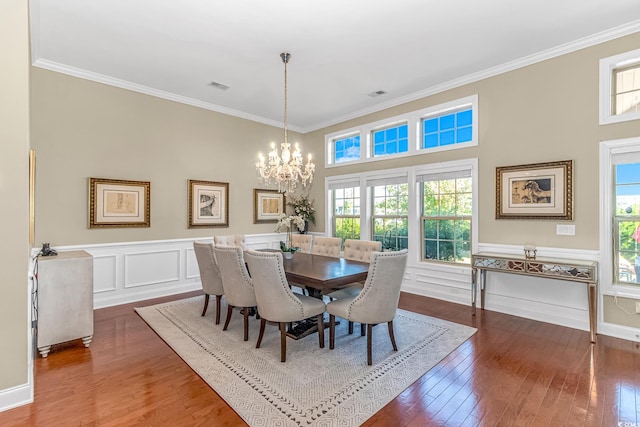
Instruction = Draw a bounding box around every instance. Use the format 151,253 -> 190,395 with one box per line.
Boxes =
30,0 -> 640,133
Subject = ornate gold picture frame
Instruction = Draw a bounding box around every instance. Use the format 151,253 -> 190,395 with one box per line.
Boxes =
496,160 -> 573,220
253,188 -> 285,223
89,178 -> 151,228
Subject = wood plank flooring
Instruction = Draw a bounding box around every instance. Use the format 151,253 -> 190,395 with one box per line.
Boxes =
1,291 -> 638,426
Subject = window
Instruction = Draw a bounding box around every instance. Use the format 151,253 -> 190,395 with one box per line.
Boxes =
613,64 -> 640,116
420,172 -> 472,264
614,162 -> 640,285
324,95 -> 478,168
372,123 -> 408,157
600,48 -> 640,125
333,134 -> 361,164
600,137 -> 640,296
423,108 -> 472,149
332,186 -> 361,244
371,183 -> 409,251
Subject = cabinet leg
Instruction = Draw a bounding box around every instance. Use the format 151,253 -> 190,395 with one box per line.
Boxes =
38,346 -> 51,358
82,336 -> 93,348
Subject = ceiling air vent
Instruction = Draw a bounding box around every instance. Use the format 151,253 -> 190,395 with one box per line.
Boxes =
368,90 -> 387,97
208,81 -> 230,91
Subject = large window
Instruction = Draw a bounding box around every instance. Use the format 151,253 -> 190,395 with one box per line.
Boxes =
420,172 -> 472,264
613,64 -> 640,116
600,137 -> 640,296
332,186 -> 361,244
614,162 -> 640,285
371,183 -> 409,251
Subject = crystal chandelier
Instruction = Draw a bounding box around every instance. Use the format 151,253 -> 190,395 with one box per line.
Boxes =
256,52 -> 315,195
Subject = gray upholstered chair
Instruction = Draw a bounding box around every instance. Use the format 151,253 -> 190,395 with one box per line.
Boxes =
343,239 -> 382,262
214,246 -> 257,341
214,234 -> 246,250
290,234 -> 313,253
311,236 -> 342,257
244,250 -> 326,362
326,249 -> 408,365
327,239 -> 383,307
193,241 -> 225,324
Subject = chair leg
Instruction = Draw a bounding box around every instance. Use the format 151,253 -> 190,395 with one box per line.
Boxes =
214,295 -> 221,325
317,314 -> 325,348
329,315 -> 336,349
201,294 -> 210,316
280,322 -> 287,363
388,320 -> 398,351
243,308 -> 250,341
367,324 -> 373,365
223,305 -> 233,331
256,318 -> 266,348
348,321 -> 353,335
360,323 -> 366,336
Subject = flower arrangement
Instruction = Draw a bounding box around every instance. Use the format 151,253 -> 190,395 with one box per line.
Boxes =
288,196 -> 316,225
276,214 -> 306,253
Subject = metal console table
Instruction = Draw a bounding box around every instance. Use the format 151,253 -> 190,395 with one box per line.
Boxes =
471,252 -> 598,343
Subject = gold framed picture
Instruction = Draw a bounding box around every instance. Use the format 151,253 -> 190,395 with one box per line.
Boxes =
89,178 -> 151,228
188,180 -> 229,228
496,160 -> 573,220
253,188 -> 285,223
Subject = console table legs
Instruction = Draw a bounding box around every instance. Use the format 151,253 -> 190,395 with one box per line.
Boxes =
588,282 -> 597,343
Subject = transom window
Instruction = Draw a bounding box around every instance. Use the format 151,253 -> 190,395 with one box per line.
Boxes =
371,183 -> 409,251
423,108 -> 472,149
420,173 -> 472,264
373,123 -> 408,157
333,134 -> 361,164
613,64 -> 640,116
324,95 -> 478,167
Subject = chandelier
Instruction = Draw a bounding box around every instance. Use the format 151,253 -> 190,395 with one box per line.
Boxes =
256,52 -> 315,195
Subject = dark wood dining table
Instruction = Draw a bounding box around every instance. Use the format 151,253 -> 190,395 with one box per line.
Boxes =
281,252 -> 370,298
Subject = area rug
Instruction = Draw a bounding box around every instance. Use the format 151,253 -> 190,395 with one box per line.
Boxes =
135,296 -> 476,426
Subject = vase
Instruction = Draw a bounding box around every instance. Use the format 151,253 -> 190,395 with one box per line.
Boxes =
299,220 -> 309,234
283,251 -> 294,260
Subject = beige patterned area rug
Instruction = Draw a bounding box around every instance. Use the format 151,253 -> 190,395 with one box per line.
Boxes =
135,296 -> 476,426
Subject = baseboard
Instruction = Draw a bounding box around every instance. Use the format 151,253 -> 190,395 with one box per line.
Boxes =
0,382 -> 32,413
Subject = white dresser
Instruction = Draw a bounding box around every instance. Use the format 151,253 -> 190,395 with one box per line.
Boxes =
37,250 -> 94,357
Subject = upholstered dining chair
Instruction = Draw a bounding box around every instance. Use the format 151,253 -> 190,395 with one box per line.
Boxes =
193,241 -> 225,324
214,234 -> 246,250
214,246 -> 257,341
244,250 -> 326,362
326,239 -> 383,307
311,236 -> 342,258
326,249 -> 408,365
290,234 -> 313,253
343,239 -> 382,262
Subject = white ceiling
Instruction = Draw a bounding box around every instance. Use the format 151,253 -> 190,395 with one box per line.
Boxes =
30,0 -> 640,133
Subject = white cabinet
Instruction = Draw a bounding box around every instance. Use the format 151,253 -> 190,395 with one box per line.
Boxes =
37,250 -> 94,357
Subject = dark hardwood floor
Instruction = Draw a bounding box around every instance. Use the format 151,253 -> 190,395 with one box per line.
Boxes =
1,291 -> 638,426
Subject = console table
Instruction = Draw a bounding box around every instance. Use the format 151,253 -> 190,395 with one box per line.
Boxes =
471,252 -> 598,343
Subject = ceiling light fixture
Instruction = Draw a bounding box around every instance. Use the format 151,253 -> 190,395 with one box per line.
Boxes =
256,52 -> 315,195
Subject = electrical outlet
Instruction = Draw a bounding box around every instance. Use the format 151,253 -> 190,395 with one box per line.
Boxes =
635,302 -> 640,313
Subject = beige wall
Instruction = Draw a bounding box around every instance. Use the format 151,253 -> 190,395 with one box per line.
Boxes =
30,68 -> 305,246
304,33 -> 640,326
0,0 -> 30,390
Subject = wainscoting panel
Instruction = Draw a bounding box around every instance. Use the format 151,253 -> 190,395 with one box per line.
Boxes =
93,255 -> 117,293
40,238 -> 638,340
124,249 -> 181,288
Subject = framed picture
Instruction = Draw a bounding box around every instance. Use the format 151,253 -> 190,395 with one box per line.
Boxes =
89,178 -> 151,228
188,180 -> 229,228
254,188 -> 285,223
496,160 -> 573,220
